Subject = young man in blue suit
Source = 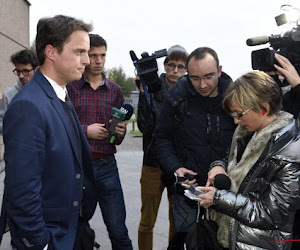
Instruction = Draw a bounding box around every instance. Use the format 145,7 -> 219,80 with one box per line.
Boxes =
0,15 -> 97,249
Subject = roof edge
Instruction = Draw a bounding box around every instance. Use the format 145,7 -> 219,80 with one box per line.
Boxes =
24,0 -> 31,6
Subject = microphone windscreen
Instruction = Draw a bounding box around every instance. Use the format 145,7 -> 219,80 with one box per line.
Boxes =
213,174 -> 231,190
120,104 -> 134,121
246,36 -> 269,46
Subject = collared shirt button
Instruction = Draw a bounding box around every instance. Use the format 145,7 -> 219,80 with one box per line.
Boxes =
73,201 -> 78,207
76,173 -> 81,179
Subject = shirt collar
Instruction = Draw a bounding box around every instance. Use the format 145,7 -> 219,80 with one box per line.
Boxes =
43,75 -> 67,102
81,73 -> 110,90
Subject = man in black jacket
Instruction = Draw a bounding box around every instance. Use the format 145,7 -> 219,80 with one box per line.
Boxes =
155,47 -> 236,239
137,45 -> 188,250
272,53 -> 300,250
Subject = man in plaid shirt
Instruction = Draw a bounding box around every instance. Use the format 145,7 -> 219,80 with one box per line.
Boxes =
67,34 -> 132,250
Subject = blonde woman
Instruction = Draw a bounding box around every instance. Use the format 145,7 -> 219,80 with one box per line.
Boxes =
199,71 -> 300,250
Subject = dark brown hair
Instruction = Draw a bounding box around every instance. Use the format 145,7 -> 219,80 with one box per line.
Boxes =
35,15 -> 93,65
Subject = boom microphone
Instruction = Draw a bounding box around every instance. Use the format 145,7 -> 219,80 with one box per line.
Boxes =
110,104 -> 134,143
246,36 -> 270,46
213,174 -> 231,190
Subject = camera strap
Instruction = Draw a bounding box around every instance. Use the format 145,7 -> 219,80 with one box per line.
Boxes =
141,77 -> 155,113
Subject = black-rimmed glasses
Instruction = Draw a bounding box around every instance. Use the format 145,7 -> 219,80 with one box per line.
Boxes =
13,68 -> 34,76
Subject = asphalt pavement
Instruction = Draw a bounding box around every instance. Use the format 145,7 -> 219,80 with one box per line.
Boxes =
0,129 -> 170,249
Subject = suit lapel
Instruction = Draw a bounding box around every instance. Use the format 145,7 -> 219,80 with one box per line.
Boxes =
34,70 -> 82,168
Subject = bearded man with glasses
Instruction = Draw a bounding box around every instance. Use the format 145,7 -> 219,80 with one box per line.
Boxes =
0,49 -> 38,135
155,47 -> 236,248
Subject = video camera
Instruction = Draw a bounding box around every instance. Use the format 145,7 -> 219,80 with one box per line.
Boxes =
130,49 -> 168,92
246,5 -> 300,72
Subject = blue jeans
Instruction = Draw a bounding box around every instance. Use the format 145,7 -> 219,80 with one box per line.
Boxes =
92,155 -> 132,250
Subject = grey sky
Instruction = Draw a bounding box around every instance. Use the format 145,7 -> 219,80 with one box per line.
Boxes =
29,0 -> 300,80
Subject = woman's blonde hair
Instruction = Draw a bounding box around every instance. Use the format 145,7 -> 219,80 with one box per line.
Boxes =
223,71 -> 282,115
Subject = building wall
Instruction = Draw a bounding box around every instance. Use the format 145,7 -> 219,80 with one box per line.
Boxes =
0,0 -> 30,93
124,91 -> 139,113
0,0 -> 30,160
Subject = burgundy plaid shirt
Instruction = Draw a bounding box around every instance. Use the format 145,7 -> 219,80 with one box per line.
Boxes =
67,74 -> 124,154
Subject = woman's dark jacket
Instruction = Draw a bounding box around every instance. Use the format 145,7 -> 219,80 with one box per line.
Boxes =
155,72 -> 236,186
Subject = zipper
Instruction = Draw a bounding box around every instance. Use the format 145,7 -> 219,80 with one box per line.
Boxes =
207,113 -> 211,134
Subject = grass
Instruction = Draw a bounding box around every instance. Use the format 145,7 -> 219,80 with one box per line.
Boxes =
128,118 -> 136,122
128,119 -> 143,137
131,130 -> 143,137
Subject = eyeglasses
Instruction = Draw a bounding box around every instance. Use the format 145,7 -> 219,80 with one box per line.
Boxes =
230,108 -> 251,119
166,63 -> 186,72
13,68 -> 34,76
189,73 -> 216,82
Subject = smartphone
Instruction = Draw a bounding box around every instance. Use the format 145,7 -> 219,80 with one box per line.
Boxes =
182,184 -> 204,195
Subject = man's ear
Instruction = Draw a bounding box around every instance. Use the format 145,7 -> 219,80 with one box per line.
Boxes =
164,63 -> 168,72
44,44 -> 56,61
218,65 -> 222,78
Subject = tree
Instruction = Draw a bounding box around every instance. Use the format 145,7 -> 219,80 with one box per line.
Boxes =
107,67 -> 135,97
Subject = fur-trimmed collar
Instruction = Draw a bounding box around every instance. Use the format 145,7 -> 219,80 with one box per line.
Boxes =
228,111 -> 294,192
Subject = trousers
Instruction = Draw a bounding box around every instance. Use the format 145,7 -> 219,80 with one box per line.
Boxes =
92,155 -> 132,250
138,165 -> 174,250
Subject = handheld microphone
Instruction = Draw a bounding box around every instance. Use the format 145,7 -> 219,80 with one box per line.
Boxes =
182,174 -> 231,194
212,174 -> 231,190
120,104 -> 134,121
246,36 -> 270,46
182,173 -> 231,201
110,104 -> 134,143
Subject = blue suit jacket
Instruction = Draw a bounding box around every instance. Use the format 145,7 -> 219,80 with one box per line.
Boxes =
0,69 -> 97,249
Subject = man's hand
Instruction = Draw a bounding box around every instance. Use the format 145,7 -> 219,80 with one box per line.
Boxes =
274,54 -> 300,88
206,166 -> 227,187
175,167 -> 198,185
114,120 -> 127,138
87,123 -> 108,140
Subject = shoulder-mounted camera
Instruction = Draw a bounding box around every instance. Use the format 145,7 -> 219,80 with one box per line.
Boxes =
130,49 -> 167,93
247,4 -> 300,73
